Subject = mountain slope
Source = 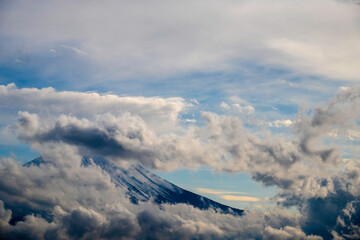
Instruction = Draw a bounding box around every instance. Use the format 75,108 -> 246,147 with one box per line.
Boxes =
25,156 -> 244,215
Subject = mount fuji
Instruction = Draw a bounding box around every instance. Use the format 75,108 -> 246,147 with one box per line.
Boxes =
25,156 -> 244,216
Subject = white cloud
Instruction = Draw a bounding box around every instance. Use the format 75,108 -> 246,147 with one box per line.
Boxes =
196,188 -> 247,195
244,105 -> 255,115
268,119 -> 293,128
220,101 -> 255,115
328,128 -> 360,140
268,37 -> 360,80
185,119 -> 197,123
264,226 -> 323,240
190,99 -> 199,105
339,86 -> 351,92
0,0 -> 359,80
231,103 -> 243,113
221,195 -> 261,202
220,101 -> 230,110
0,83 -> 186,132
62,45 -> 88,56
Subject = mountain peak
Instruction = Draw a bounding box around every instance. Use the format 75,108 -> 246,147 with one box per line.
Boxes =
25,156 -> 244,216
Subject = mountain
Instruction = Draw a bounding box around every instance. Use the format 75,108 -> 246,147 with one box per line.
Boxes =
24,156 -> 244,216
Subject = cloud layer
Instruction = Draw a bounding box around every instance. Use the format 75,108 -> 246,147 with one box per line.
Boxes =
0,83 -> 186,132
1,85 -> 360,238
1,0 -> 359,81
0,153 -> 321,240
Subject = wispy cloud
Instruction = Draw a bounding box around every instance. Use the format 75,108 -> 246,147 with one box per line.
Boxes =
196,188 -> 247,195
197,188 -> 263,203
221,195 -> 261,202
62,45 -> 88,56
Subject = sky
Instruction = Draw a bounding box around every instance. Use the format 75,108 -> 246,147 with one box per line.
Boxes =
0,0 -> 360,239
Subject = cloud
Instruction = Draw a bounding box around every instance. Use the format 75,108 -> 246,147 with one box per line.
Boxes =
12,86 -> 360,192
293,86 -> 360,162
185,119 -> 196,123
62,45 -> 88,56
0,0 -> 359,81
328,128 -> 360,141
263,226 -> 323,240
268,119 -> 293,128
221,195 -> 261,202
0,83 -> 187,132
0,155 -> 321,240
220,101 -> 230,110
244,105 -> 255,115
16,111 -> 161,168
1,85 -> 360,238
15,110 -> 215,170
196,188 -> 247,195
196,188 -> 261,203
231,104 -> 255,115
220,101 -> 255,115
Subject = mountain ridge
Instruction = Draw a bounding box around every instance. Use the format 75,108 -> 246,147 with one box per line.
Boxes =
24,156 -> 244,216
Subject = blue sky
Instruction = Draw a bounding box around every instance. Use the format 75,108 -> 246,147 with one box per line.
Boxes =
0,0 -> 360,238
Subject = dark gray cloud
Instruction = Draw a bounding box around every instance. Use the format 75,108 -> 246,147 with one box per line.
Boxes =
16,111 -> 161,168
277,178 -> 359,239
23,122 -> 156,164
252,172 -> 294,189
294,87 -> 360,162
